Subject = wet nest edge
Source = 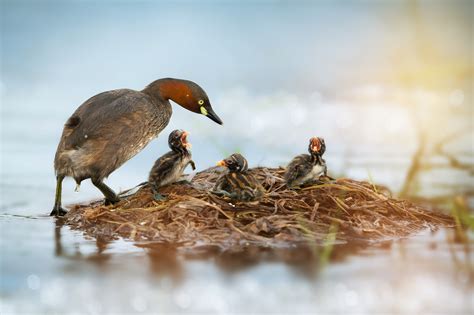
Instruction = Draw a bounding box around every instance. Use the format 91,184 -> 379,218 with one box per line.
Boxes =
65,167 -> 455,249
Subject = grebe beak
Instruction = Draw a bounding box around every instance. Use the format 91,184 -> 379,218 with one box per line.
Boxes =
204,106 -> 223,125
311,138 -> 321,152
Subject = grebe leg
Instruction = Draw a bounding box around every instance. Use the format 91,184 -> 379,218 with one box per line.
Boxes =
50,175 -> 68,216
91,178 -> 120,205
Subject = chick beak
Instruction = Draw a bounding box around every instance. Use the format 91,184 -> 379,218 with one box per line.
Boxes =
311,139 -> 321,153
205,106 -> 223,125
216,160 -> 226,167
180,131 -> 192,149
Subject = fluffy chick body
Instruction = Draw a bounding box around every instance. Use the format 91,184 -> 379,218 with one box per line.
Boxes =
214,171 -> 264,201
212,153 -> 264,201
148,129 -> 195,193
284,154 -> 327,188
148,151 -> 194,189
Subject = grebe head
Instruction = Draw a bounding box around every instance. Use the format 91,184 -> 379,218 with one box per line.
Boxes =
308,137 -> 326,155
168,129 -> 191,153
145,78 -> 223,125
217,153 -> 248,173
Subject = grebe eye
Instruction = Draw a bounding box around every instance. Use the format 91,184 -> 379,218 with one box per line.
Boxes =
198,100 -> 204,105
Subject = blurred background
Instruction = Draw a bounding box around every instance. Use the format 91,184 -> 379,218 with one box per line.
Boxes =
1,0 -> 473,314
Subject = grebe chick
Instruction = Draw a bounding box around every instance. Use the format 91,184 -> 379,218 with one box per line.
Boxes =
212,153 -> 264,201
148,130 -> 195,198
284,137 -> 330,189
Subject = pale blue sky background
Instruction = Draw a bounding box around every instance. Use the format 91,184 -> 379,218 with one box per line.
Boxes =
2,0 -> 471,94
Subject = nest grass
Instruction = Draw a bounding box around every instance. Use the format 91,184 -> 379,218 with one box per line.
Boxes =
65,167 -> 454,248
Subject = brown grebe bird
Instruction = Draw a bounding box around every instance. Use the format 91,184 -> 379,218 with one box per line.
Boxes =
284,137 -> 329,188
51,78 -> 223,216
148,129 -> 195,198
212,153 -> 265,201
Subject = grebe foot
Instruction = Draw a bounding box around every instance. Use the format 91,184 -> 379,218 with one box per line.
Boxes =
153,193 -> 167,201
210,190 -> 234,198
104,197 -> 120,206
50,206 -> 68,217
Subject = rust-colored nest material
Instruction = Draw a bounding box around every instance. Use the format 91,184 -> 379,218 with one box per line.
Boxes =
65,167 -> 454,248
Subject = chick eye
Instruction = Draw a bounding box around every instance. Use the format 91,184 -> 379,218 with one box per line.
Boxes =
198,100 -> 204,105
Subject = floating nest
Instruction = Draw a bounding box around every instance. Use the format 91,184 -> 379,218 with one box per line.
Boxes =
65,167 -> 454,249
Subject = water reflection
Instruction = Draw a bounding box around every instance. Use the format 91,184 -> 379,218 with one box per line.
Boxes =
142,243 -> 185,283
53,217 -> 472,286
53,217 -> 388,279
54,218 -> 113,262
0,208 -> 472,313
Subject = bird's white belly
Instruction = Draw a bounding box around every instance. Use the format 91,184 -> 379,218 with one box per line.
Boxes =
160,156 -> 191,187
300,164 -> 325,183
